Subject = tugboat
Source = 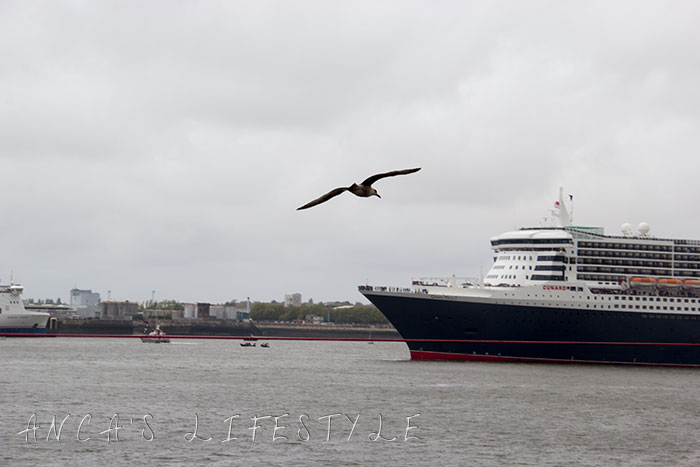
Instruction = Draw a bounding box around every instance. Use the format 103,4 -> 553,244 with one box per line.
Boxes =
140,325 -> 170,343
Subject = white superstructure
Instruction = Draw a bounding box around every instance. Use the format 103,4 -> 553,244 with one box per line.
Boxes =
401,188 -> 700,316
0,282 -> 50,333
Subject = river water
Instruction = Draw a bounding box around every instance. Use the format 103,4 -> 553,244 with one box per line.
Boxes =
3,337 -> 700,466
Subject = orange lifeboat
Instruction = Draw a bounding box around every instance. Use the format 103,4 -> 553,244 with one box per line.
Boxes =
658,278 -> 683,288
683,279 -> 700,289
630,277 -> 657,288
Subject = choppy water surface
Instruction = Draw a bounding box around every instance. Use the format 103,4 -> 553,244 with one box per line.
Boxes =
3,337 -> 700,466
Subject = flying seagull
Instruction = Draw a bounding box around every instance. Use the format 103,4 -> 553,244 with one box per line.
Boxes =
297,167 -> 421,210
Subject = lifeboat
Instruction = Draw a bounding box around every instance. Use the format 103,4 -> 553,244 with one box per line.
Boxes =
683,279 -> 700,289
657,278 -> 683,288
630,277 -> 657,288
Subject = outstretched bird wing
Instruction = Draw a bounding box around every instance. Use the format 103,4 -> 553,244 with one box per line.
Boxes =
296,187 -> 349,210
361,167 -> 421,187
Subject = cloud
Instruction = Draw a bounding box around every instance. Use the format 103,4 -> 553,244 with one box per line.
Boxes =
1,1 -> 700,303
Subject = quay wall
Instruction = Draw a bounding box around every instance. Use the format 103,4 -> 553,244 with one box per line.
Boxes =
52,319 -> 400,339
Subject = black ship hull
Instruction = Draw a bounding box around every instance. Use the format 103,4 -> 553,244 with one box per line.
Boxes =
361,290 -> 700,366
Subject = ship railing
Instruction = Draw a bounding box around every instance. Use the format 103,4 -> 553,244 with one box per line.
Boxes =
358,285 -> 427,294
411,276 -> 480,288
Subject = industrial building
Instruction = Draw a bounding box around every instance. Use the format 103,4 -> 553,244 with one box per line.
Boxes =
100,301 -> 139,320
70,288 -> 101,318
182,303 -> 249,320
182,303 -> 212,319
210,305 -> 250,320
284,293 -> 302,307
70,289 -> 101,307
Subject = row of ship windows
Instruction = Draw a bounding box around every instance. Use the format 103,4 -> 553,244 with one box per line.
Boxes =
577,242 -> 674,252
491,300 -> 699,313
493,301 -> 699,313
494,265 -> 566,271
494,291 -> 698,307
578,250 -> 672,259
599,296 -> 696,303
578,258 -> 671,266
496,247 -> 572,253
489,270 -> 700,281
578,273 -> 700,281
576,259 -> 700,269
486,274 -> 565,280
494,241 -> 700,254
492,239 -> 573,246
446,305 -> 700,321
497,293 -> 699,305
616,305 -> 695,311
505,293 -> 697,303
497,255 -> 567,262
497,254 -> 697,267
574,303 -> 696,312
577,252 -> 700,263
577,266 -> 700,275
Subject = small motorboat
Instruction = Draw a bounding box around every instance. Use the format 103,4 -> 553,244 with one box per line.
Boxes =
260,342 -> 270,348
240,342 -> 256,347
141,325 -> 170,343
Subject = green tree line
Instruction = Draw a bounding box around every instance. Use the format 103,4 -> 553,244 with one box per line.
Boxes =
135,300 -> 387,325
142,300 -> 185,310
250,303 -> 388,325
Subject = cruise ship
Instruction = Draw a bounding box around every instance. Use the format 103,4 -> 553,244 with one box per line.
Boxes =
360,190 -> 700,366
0,282 -> 50,334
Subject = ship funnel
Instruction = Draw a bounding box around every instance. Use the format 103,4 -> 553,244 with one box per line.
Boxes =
555,187 -> 572,227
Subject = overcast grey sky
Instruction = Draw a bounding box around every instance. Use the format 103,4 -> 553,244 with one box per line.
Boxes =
2,1 -> 699,304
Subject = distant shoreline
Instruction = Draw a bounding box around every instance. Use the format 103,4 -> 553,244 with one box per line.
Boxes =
51,319 -> 400,339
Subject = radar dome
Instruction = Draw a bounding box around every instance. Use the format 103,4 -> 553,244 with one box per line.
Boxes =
638,222 -> 650,235
621,223 -> 633,235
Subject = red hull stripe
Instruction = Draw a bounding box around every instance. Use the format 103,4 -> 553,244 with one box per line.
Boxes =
410,350 -> 700,367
